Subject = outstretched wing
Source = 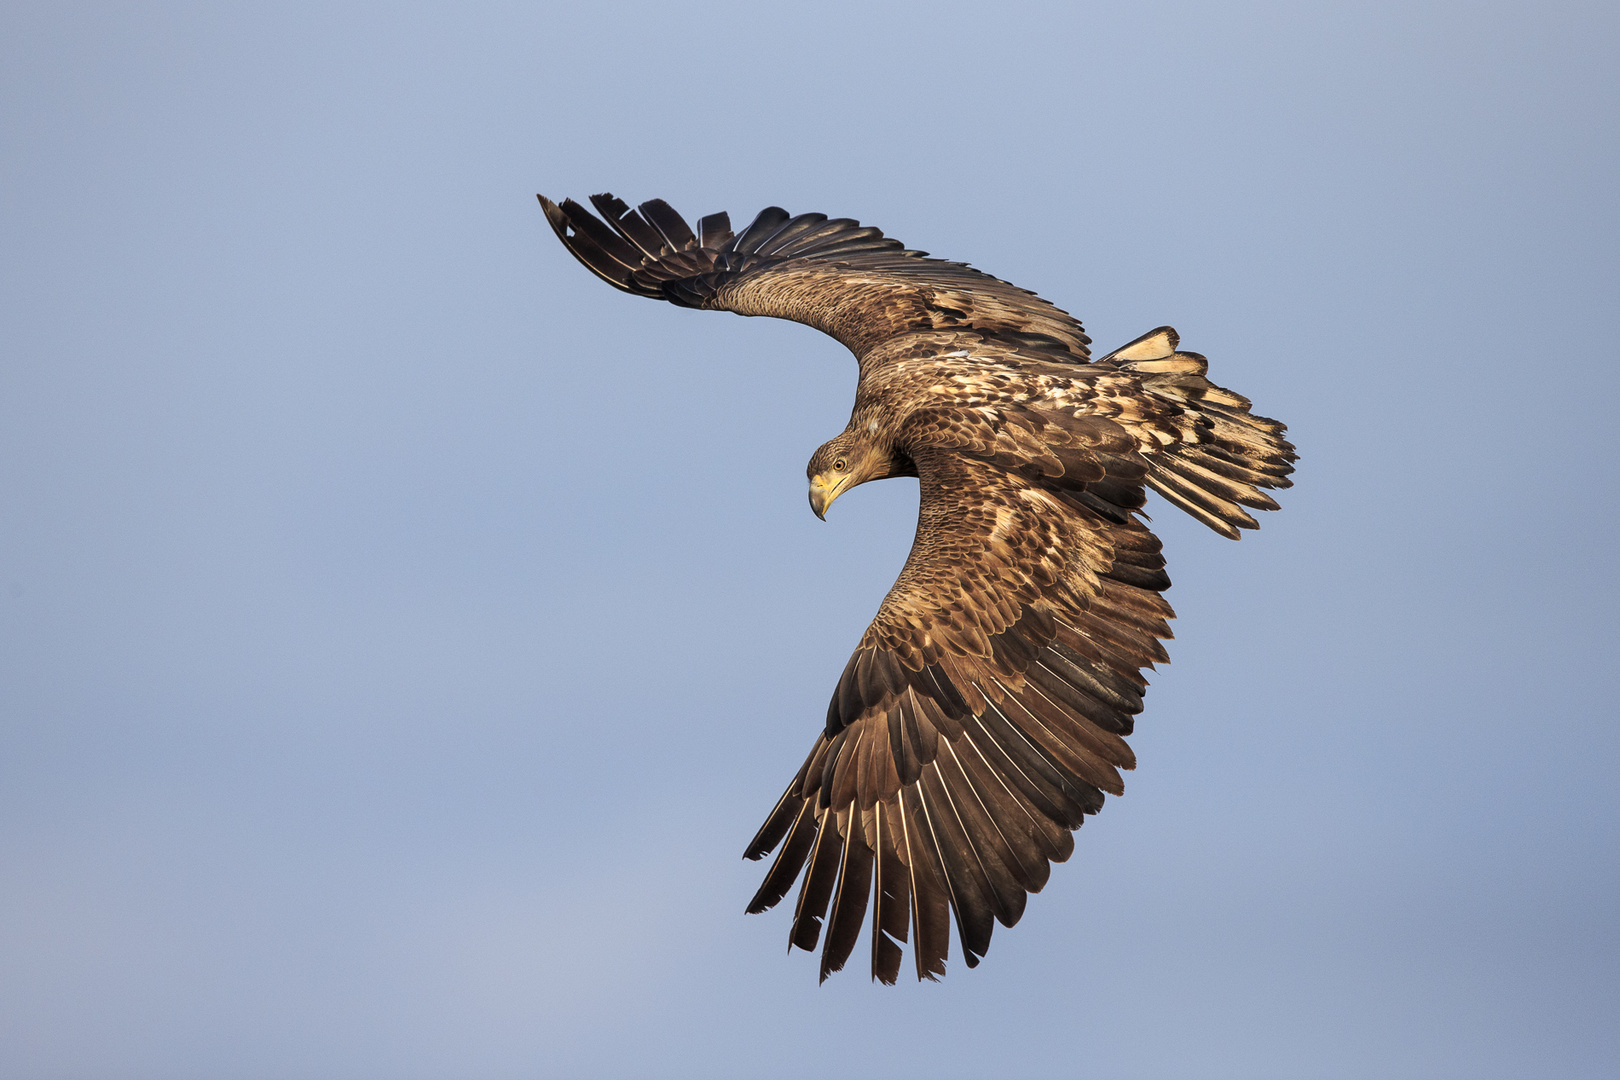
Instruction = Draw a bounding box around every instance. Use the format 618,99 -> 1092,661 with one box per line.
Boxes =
743,433 -> 1176,983
539,193 -> 1092,362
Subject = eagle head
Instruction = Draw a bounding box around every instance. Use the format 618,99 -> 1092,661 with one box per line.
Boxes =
806,429 -> 911,520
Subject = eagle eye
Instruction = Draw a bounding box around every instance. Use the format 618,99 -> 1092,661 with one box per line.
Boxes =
833,457 -> 848,471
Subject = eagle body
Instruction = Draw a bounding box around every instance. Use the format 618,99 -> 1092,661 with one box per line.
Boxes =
540,193 -> 1295,983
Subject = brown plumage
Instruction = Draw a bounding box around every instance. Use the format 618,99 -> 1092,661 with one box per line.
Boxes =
539,192 -> 1296,982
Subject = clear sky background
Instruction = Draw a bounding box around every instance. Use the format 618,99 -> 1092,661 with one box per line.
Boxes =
2,2 -> 1616,1078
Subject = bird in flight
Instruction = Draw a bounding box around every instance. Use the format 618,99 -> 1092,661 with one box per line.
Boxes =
539,193 -> 1295,983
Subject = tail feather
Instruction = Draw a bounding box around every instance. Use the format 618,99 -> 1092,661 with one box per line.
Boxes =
1102,326 -> 1295,539
1149,468 -> 1259,539
1157,453 -> 1281,512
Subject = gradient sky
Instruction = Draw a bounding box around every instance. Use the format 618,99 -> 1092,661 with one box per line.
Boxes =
2,2 -> 1616,1078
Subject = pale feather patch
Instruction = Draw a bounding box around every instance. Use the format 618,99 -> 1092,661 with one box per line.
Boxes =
989,505 -> 1017,542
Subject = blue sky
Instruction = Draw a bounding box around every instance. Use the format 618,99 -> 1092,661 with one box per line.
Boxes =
2,2 -> 1616,1077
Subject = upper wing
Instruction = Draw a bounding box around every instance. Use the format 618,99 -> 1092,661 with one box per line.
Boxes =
539,193 -> 1092,362
743,438 -> 1176,982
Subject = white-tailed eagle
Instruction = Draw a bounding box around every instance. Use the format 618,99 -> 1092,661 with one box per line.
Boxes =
539,193 -> 1295,983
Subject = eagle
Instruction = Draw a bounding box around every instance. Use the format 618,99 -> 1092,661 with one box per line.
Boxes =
539,193 -> 1295,983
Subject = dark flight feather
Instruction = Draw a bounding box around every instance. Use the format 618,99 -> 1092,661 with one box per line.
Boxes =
790,812 -> 844,952
637,198 -> 697,252
746,798 -> 817,915
871,802 -> 911,984
589,193 -> 670,260
820,802 -> 874,981
900,787 -> 953,980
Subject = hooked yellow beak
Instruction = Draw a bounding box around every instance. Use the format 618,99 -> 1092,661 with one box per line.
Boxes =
808,473 -> 849,521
